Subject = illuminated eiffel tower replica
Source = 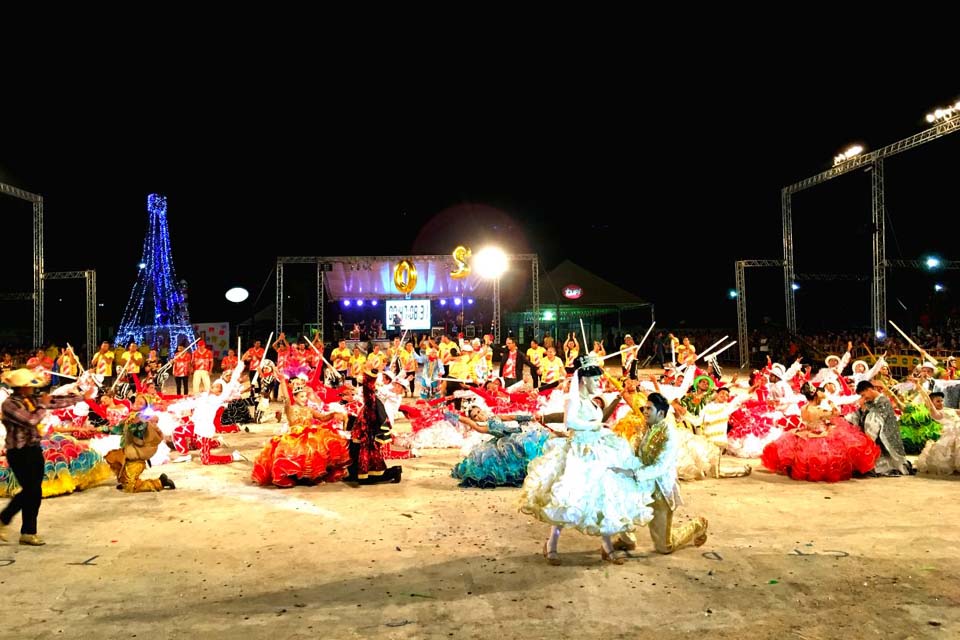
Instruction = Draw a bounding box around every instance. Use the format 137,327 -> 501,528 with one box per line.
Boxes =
114,194 -> 196,349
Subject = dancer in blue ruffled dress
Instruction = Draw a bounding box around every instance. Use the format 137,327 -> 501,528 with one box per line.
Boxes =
450,406 -> 551,488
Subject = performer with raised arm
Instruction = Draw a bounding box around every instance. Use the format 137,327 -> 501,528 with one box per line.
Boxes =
252,374 -> 351,487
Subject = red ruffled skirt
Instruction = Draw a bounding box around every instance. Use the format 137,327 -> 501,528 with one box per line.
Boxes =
761,418 -> 880,482
252,423 -> 350,487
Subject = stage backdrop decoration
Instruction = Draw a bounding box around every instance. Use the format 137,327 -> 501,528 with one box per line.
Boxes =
393,259 -> 418,295
321,258 -> 486,300
192,322 -> 230,358
450,245 -> 472,279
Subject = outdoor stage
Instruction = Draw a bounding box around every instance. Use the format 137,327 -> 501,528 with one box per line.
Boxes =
8,399 -> 959,639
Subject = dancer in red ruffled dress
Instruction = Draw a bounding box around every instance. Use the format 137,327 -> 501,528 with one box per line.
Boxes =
251,376 -> 350,487
761,382 -> 879,482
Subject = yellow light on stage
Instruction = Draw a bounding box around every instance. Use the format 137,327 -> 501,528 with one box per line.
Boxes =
474,247 -> 508,280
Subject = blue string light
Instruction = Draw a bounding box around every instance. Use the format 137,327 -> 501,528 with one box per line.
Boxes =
114,194 -> 196,349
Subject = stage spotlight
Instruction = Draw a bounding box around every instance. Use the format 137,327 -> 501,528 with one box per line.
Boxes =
225,287 -> 249,303
727,289 -> 738,299
925,256 -> 941,269
370,300 -> 378,306
467,298 -> 474,305
474,246 -> 508,279
343,300 -> 351,307
454,297 -> 462,306
138,262 -> 147,269
356,299 -> 364,306
935,283 -> 945,292
439,299 -> 447,306
543,310 -> 554,321
875,329 -> 886,340
791,283 -> 800,291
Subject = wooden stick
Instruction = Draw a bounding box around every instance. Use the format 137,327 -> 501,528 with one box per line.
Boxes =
635,322 -> 656,352
889,320 -> 937,364
66,343 -> 84,374
252,332 -> 273,385
702,341 -> 737,360
302,335 -> 341,378
157,336 -> 201,376
695,335 -> 729,363
40,368 -> 77,381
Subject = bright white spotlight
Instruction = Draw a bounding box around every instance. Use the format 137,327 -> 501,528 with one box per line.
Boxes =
935,283 -> 945,292
791,283 -> 800,291
474,246 -> 508,279
727,289 -> 738,299
138,262 -> 147,269
356,299 -> 364,306
543,310 -> 554,321
926,256 -> 941,269
370,300 -> 378,306
454,297 -> 462,306
467,298 -> 474,305
439,299 -> 447,306
343,300 -> 351,307
225,287 -> 249,303
875,329 -> 886,340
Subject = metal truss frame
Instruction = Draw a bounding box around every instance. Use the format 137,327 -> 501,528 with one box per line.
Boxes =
0,182 -> 43,346
43,270 -> 97,361
781,115 -> 959,336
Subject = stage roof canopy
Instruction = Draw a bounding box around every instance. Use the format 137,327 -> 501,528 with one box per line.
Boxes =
319,256 -> 489,301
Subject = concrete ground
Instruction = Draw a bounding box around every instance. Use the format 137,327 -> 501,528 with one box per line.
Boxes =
2,384 -> 959,639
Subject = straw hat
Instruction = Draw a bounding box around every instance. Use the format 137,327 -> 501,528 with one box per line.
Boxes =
1,368 -> 45,388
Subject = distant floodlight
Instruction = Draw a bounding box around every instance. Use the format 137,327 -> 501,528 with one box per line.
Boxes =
439,299 -> 447,306
791,283 -> 800,291
454,297 -> 462,306
928,103 -> 959,123
727,289 -> 738,299
875,329 -> 886,340
474,246 -> 508,279
356,299 -> 364,306
935,283 -> 945,292
370,300 -> 378,306
138,262 -> 147,269
832,144 -> 865,166
225,287 -> 249,303
343,300 -> 351,307
467,298 -> 474,305
926,256 -> 941,269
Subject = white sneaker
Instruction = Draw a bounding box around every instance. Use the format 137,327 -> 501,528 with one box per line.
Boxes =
231,450 -> 245,462
172,454 -> 191,463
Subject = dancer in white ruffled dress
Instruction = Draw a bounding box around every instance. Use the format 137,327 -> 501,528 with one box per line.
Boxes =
917,389 -> 960,475
519,353 -> 654,565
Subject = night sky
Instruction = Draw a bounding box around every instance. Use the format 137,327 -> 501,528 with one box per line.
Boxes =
1,79 -> 957,344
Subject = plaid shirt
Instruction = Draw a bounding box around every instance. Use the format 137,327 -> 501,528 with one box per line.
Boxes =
3,393 -> 81,450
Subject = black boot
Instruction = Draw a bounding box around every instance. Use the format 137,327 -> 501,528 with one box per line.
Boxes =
159,473 -> 176,490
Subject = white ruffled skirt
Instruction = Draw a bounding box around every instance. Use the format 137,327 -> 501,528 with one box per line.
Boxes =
519,429 -> 654,536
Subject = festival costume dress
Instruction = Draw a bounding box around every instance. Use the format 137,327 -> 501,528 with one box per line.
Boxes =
761,402 -> 879,482
251,402 -> 350,487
